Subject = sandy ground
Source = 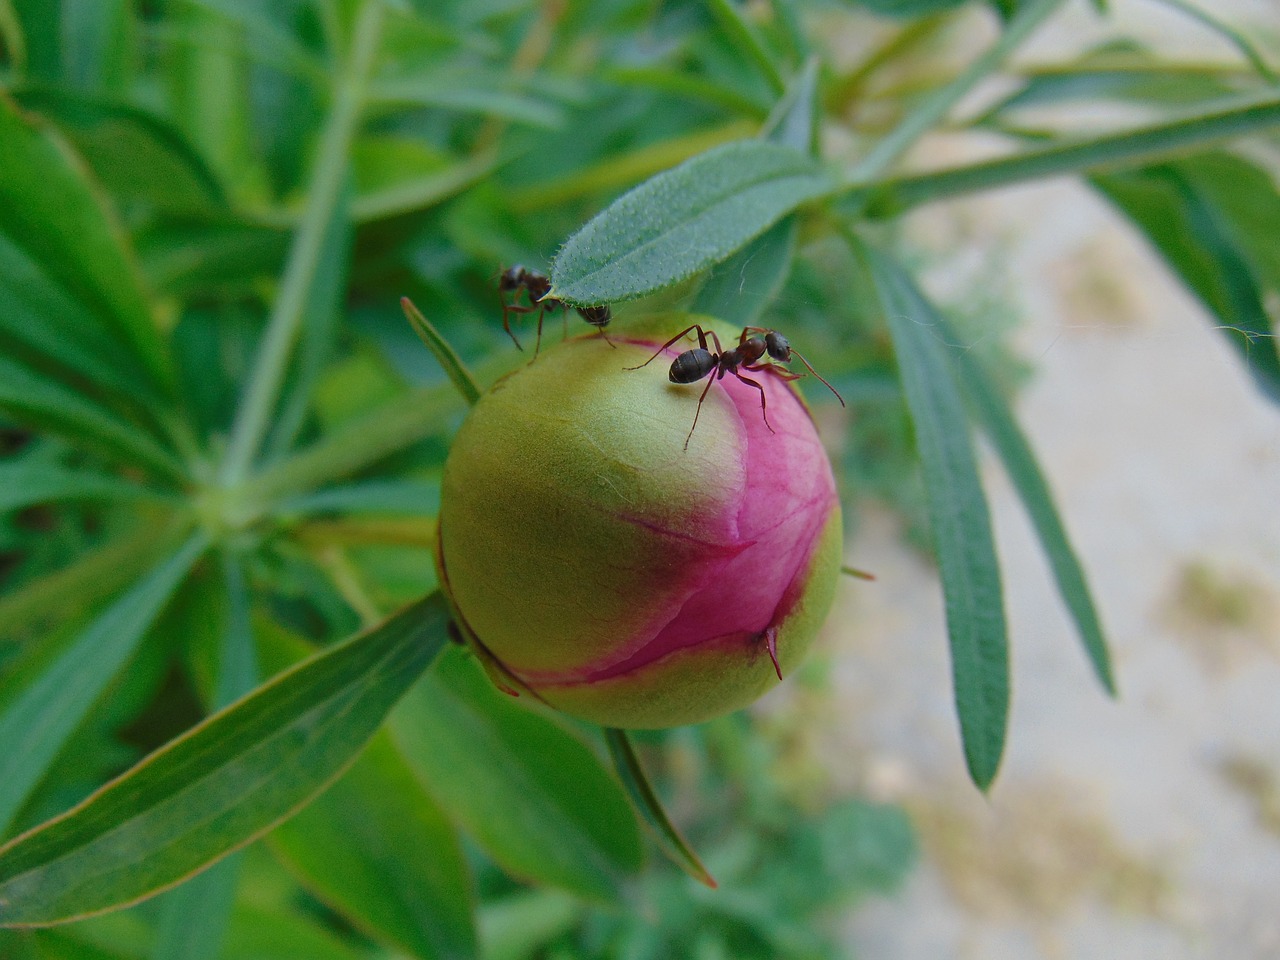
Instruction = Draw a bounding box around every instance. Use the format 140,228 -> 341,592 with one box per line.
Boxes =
783,2 -> 1280,956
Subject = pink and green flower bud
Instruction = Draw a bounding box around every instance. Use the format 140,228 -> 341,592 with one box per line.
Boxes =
435,315 -> 842,729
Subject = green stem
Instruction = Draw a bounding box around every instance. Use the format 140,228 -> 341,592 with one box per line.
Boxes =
847,0 -> 1062,182
219,0 -> 384,487
843,90 -> 1280,217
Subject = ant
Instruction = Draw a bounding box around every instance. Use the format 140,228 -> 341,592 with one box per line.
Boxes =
627,324 -> 844,450
497,265 -> 614,354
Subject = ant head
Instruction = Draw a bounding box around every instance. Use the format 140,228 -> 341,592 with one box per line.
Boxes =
498,264 -> 527,291
764,330 -> 791,362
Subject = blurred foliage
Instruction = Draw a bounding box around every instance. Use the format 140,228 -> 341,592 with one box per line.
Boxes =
1,0 -> 1278,955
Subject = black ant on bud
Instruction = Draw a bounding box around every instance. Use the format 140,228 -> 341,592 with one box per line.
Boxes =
627,324 -> 844,450
497,265 -> 614,355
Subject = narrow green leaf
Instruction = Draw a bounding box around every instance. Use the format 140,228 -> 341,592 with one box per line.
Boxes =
219,0 -> 384,486
401,298 -> 482,407
389,647 -> 644,902
262,187 -> 353,461
0,593 -> 449,926
549,140 -> 833,305
0,523 -> 178,640
0,94 -> 172,395
705,0 -> 785,95
691,217 -> 797,328
0,533 -> 208,837
274,480 -> 441,518
150,556 -> 258,960
60,0 -> 132,94
149,860 -> 239,960
940,320 -> 1116,694
1153,0 -> 1277,82
851,0 -> 968,16
1091,157 -> 1280,405
13,90 -> 226,215
0,465 -> 163,514
761,56 -> 820,155
270,732 -> 476,960
846,0 -> 1060,181
851,91 -> 1280,216
864,247 -> 1009,789
0,356 -> 185,482
367,75 -> 566,127
351,151 -> 496,223
603,729 -> 715,889
691,58 -> 817,323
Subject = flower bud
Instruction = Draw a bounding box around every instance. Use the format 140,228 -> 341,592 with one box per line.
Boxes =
435,315 -> 842,728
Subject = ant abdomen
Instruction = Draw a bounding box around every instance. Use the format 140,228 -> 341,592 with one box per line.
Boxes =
670,348 -> 715,384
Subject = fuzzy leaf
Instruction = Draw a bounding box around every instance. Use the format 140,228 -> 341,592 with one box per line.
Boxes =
550,140 -> 832,305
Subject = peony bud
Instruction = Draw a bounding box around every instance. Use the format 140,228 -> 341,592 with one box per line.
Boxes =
435,315 -> 842,729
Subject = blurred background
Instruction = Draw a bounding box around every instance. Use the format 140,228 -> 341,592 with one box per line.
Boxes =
1,0 -> 1278,957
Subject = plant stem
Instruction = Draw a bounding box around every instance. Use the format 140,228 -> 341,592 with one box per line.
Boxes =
219,0 -> 384,487
843,90 -> 1280,217
846,0 -> 1062,182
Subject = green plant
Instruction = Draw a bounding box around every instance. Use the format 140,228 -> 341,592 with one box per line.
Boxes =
1,0 -> 1278,956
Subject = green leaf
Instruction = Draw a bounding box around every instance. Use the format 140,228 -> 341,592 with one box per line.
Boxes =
603,729 -> 715,889
0,94 -> 172,396
549,140 -> 833,305
0,592 -> 449,926
270,732 -> 476,960
0,523 -> 178,640
262,187 -> 354,460
61,0 -> 133,94
389,647 -> 644,902
851,91 -> 1280,216
761,56 -> 820,156
864,246 -> 1009,789
150,556 -> 258,960
13,90 -> 226,215
1091,155 -> 1280,405
0,465 -> 164,514
942,319 -> 1116,694
0,533 -> 208,838
0,357 -> 185,483
368,74 -> 567,128
149,860 -> 240,960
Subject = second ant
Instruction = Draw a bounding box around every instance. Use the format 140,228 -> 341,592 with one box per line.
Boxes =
498,265 -> 614,355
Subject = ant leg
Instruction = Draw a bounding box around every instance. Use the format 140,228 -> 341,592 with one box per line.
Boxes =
534,305 -> 546,358
598,326 -> 618,349
625,323 -> 709,370
746,362 -> 802,382
683,374 -> 718,452
791,349 -> 846,407
732,369 -> 774,434
760,624 -> 782,680
501,301 -> 524,351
